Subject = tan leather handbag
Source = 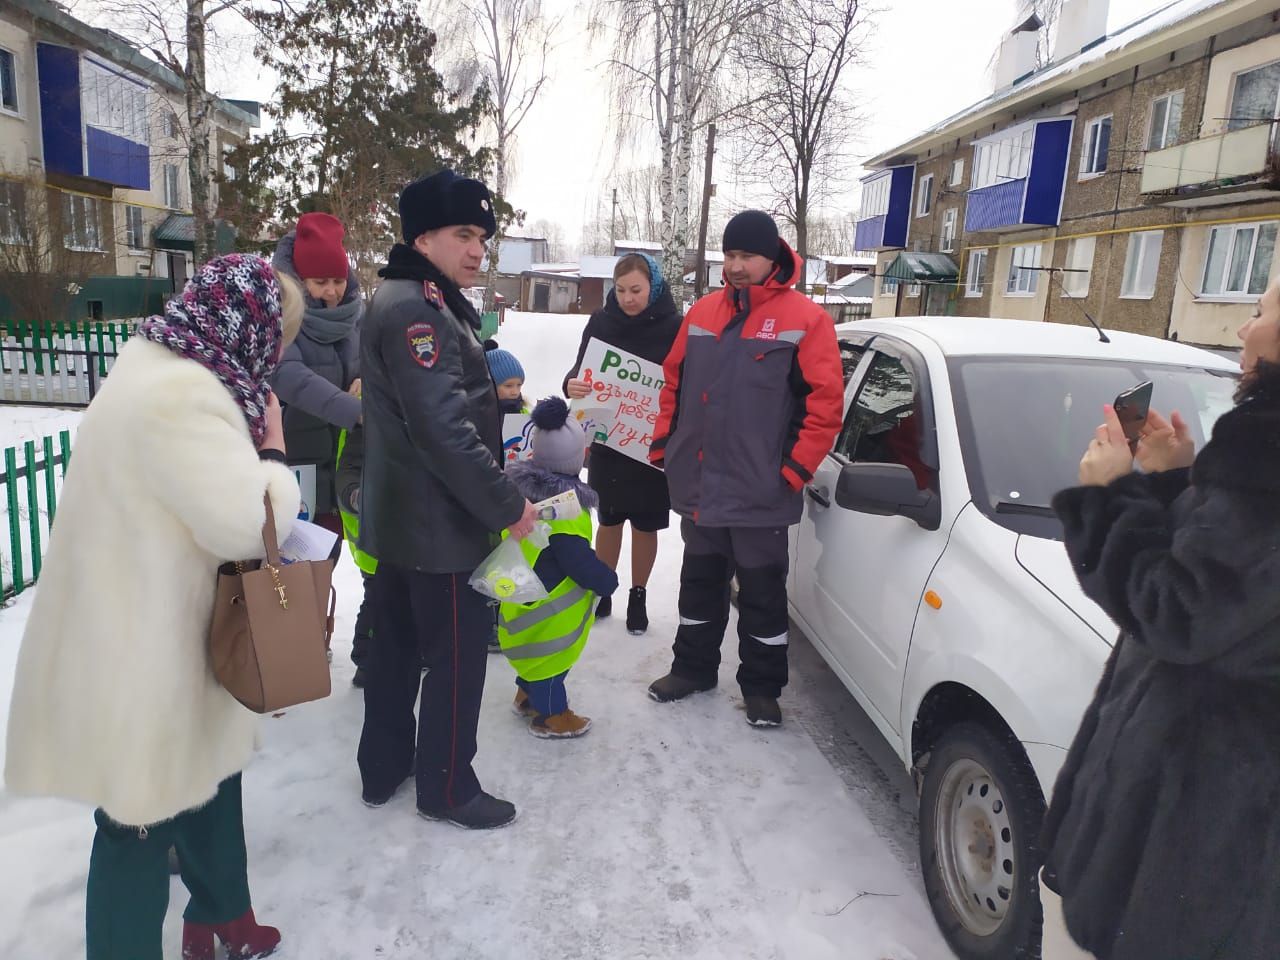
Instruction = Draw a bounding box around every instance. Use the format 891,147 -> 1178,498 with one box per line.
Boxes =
208,495 -> 336,713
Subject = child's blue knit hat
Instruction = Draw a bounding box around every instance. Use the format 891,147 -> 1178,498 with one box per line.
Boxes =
485,347 -> 524,385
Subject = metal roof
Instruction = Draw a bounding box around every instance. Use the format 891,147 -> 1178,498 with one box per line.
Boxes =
884,252 -> 959,282
864,0 -> 1260,167
153,214 -> 236,253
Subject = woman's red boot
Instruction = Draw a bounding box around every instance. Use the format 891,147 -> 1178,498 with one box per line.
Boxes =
184,909 -> 281,959
180,923 -> 215,960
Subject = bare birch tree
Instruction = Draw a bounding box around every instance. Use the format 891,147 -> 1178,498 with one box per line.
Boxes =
730,0 -> 868,292
596,0 -> 759,303
460,0 -> 559,307
95,0 -> 246,266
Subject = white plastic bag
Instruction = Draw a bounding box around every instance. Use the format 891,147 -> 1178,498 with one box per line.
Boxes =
469,522 -> 551,603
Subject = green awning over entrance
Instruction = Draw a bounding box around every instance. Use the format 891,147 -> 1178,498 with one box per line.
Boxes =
884,251 -> 958,282
153,214 -> 237,254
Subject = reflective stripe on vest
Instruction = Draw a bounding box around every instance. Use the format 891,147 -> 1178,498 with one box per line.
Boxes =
502,600 -> 594,662
497,510 -> 596,682
335,429 -> 377,575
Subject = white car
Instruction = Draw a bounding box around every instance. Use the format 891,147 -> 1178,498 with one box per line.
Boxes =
787,317 -> 1238,960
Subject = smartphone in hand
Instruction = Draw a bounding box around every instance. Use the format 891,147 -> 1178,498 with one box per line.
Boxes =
1114,381 -> 1153,448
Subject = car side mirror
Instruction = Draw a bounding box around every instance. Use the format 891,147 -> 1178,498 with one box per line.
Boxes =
834,462 -> 941,530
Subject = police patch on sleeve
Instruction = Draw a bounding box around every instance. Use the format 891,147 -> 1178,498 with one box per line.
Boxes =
406,322 -> 439,368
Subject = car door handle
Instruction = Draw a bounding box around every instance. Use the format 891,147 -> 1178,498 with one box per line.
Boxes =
806,485 -> 830,508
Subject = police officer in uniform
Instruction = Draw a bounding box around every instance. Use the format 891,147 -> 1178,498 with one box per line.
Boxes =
357,170 -> 538,829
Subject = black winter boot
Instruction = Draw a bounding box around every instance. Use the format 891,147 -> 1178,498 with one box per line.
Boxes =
419,791 -> 517,830
648,672 -> 716,703
626,586 -> 648,635
744,695 -> 782,727
596,595 -> 612,619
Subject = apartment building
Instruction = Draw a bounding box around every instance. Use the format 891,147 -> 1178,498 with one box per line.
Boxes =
855,0 -> 1279,348
0,0 -> 257,321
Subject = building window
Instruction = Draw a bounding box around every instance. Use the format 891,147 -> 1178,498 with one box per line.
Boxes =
1201,221 -> 1278,298
859,174 -> 892,219
0,180 -> 25,243
881,275 -> 899,297
1228,61 -> 1280,132
1147,91 -> 1183,151
63,193 -> 104,251
906,282 -> 922,298
0,48 -> 18,114
125,205 -> 145,250
1120,231 -> 1163,299
222,144 -> 237,182
163,164 -> 181,208
917,173 -> 933,217
972,125 -> 1034,190
950,158 -> 964,186
966,249 -> 987,297
1080,116 -> 1112,177
1062,236 -> 1095,298
163,109 -> 180,138
1006,244 -> 1042,295
940,208 -> 957,252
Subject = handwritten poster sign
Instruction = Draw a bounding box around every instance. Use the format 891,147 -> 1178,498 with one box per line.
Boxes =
571,338 -> 664,468
501,414 -> 534,463
293,464 -> 317,521
503,407 -> 611,466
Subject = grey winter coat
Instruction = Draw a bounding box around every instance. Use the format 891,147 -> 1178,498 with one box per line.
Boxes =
358,244 -> 525,574
269,232 -> 364,516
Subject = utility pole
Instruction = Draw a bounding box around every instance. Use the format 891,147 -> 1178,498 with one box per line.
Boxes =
609,188 -> 618,252
693,122 -> 716,300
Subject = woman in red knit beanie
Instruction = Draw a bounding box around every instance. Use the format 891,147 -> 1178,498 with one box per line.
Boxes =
270,213 -> 368,673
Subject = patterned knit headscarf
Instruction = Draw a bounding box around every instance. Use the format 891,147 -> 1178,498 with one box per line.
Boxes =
138,254 -> 284,446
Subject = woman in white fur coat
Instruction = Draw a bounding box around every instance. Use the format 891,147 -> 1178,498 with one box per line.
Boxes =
4,255 -> 303,960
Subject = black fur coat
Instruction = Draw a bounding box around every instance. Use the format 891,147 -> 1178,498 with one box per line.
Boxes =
1042,371 -> 1280,960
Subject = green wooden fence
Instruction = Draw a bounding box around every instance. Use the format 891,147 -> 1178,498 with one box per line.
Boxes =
0,321 -> 134,406
1,429 -> 72,599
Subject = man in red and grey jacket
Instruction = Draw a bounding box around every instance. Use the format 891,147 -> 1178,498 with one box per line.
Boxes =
647,210 -> 844,727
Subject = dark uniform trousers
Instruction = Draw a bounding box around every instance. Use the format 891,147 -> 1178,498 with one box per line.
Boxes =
357,564 -> 491,811
670,519 -> 791,698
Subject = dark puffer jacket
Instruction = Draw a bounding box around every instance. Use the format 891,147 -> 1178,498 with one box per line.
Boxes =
563,286 -> 681,516
650,242 -> 843,527
270,232 -> 363,515
1042,371 -> 1280,960
358,244 -> 525,574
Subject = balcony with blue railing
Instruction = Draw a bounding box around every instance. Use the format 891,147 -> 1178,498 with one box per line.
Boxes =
38,44 -> 150,191
854,165 -> 915,252
964,118 -> 1072,234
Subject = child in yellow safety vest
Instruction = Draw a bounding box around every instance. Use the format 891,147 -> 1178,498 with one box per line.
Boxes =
499,397 -> 618,738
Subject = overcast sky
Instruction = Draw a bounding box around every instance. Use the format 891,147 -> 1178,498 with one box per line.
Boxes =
94,0 -> 1170,246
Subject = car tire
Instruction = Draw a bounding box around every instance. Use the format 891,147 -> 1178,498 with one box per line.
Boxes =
919,721 -> 1046,960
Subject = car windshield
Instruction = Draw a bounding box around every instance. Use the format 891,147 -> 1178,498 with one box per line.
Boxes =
949,355 -> 1239,538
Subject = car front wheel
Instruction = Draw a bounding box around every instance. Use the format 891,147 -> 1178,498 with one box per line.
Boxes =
919,722 -> 1046,960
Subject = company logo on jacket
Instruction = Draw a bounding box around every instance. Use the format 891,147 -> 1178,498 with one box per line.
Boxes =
757,318 -> 778,340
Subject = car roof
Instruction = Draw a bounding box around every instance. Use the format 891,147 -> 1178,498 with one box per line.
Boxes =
837,316 -> 1240,372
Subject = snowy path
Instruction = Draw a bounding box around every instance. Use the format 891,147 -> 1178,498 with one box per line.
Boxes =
0,312 -> 957,960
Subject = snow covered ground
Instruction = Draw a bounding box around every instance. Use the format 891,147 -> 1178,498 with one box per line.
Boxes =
0,406 -> 81,452
0,312 -> 957,960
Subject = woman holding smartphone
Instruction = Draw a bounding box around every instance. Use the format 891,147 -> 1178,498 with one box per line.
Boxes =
1039,278 -> 1280,959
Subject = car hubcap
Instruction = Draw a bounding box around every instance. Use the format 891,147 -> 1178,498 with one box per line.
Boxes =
934,758 -> 1016,937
